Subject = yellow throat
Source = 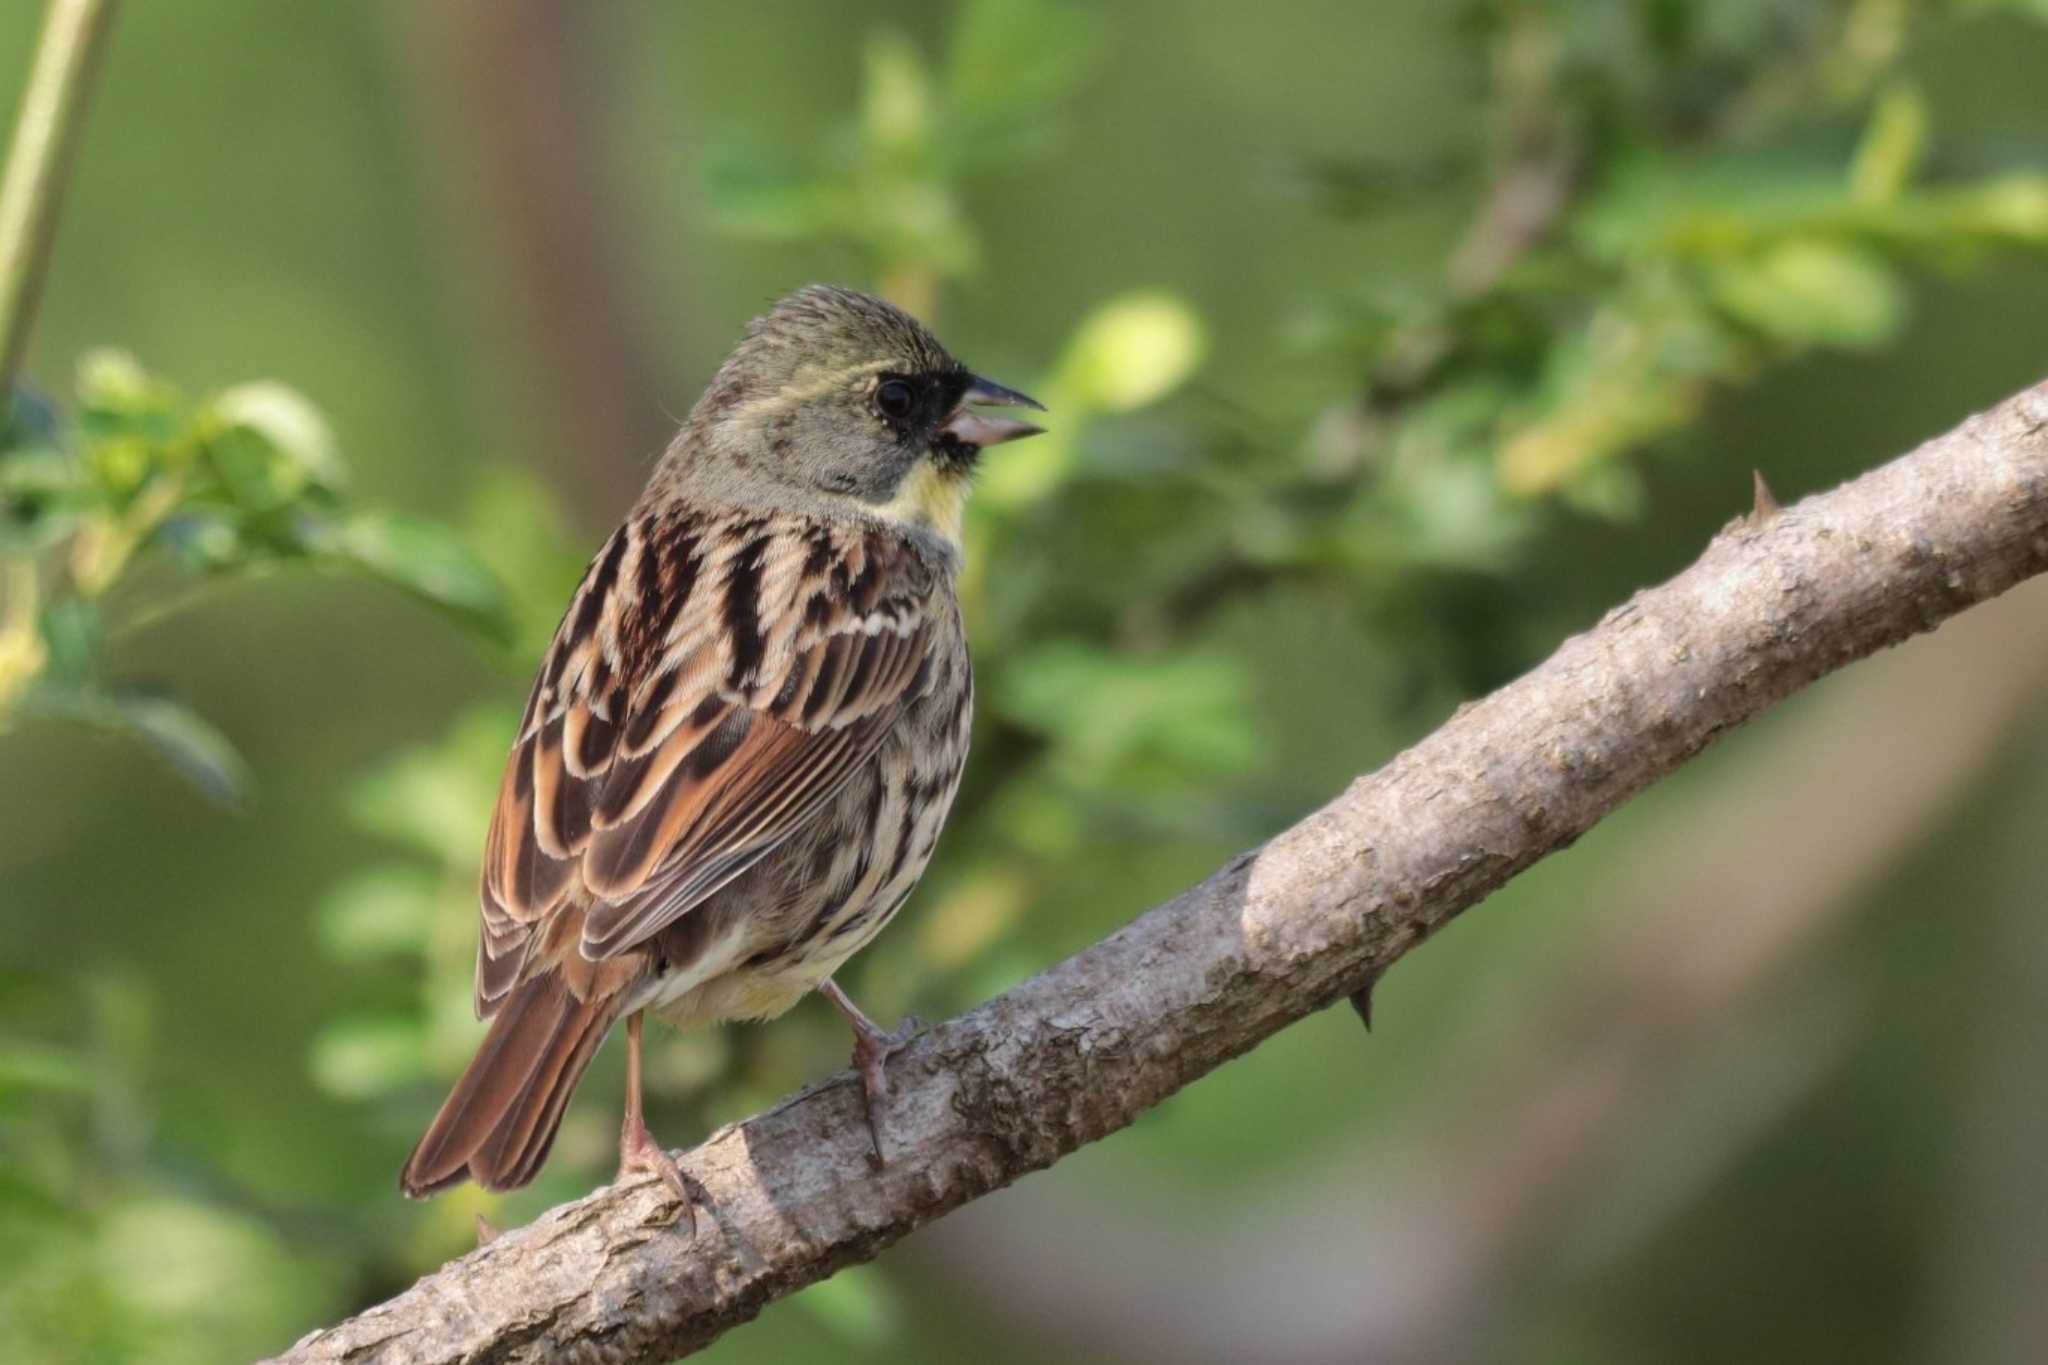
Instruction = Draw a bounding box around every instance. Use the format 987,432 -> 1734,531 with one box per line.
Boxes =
875,460 -> 970,548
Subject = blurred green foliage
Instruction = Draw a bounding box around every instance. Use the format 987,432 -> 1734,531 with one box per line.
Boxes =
0,350 -> 506,798
0,43 -> 510,1344
6,0 -> 2048,1361
703,0 -> 1105,314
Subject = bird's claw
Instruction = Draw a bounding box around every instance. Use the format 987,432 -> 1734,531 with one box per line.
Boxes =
848,1017 -> 922,1168
618,1127 -> 699,1237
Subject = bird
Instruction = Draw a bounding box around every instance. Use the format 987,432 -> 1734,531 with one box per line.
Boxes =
400,285 -> 1042,1212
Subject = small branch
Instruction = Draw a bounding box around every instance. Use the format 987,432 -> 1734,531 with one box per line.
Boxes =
266,375 -> 2048,1365
0,0 -> 117,393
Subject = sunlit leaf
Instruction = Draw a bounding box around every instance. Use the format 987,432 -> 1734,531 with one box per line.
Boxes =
864,31 -> 935,156
1711,240 -> 1906,348
210,381 -> 346,493
1849,82 -> 1927,204
1924,173 -> 2048,248
75,349 -> 180,428
1057,293 -> 1207,414
978,293 -> 1205,510
198,383 -> 347,512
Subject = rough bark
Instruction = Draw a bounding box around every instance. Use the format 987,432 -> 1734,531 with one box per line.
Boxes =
266,376 -> 2048,1364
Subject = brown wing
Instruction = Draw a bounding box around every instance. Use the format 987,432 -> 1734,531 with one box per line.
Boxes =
474,507 -> 942,1016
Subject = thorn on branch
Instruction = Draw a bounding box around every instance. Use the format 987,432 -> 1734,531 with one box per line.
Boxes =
1348,972 -> 1383,1031
1752,469 -> 1781,521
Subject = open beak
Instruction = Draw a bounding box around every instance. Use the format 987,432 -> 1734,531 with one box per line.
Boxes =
942,373 -> 1045,448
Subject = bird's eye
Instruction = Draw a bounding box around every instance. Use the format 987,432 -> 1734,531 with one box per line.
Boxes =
876,378 -> 915,422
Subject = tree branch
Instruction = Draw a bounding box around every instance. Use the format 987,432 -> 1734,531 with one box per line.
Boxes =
266,376 -> 2048,1365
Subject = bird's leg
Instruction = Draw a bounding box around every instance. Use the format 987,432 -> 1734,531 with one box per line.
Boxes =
617,1011 -> 695,1233
819,977 -> 920,1165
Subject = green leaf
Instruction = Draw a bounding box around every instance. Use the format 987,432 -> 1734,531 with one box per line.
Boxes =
1849,82 -> 1928,204
74,349 -> 183,455
314,512 -> 511,643
108,690 -> 252,806
979,293 -> 1205,511
1055,292 -> 1207,414
37,598 -> 102,688
196,387 -> 345,512
209,382 -> 346,493
21,680 -> 250,805
863,31 -> 936,156
1711,240 -> 1907,349
1920,174 -> 2048,250
154,507 -> 246,571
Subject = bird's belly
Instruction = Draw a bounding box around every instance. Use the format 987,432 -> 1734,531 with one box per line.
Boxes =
632,682 -> 968,1031
643,866 -> 924,1030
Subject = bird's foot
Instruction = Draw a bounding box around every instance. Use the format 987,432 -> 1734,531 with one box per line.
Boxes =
819,977 -> 926,1167
618,1116 -> 699,1236
846,1011 -> 923,1168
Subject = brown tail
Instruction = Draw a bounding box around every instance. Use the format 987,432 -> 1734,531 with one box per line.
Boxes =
400,975 -> 619,1197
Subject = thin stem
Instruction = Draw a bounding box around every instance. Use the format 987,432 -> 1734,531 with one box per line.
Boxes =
0,0 -> 119,394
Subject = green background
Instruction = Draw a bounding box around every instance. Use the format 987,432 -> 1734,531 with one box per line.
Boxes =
4,2 -> 2048,1361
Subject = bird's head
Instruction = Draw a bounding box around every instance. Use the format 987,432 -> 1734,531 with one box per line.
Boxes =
672,285 -> 1043,553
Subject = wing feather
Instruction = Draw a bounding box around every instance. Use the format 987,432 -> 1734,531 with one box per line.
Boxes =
472,509 -> 942,1016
